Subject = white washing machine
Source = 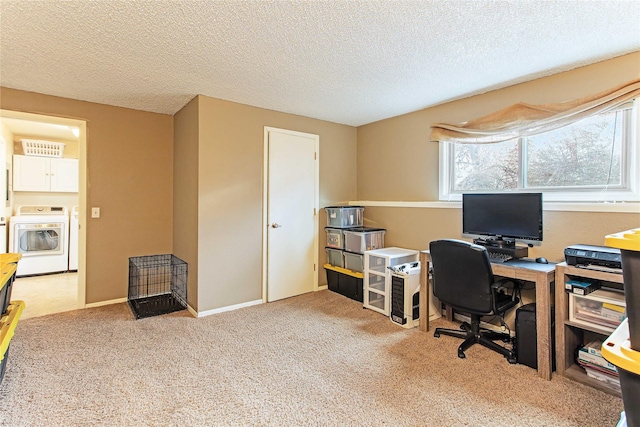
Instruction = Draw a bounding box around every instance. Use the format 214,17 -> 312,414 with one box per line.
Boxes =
9,205 -> 69,277
69,206 -> 78,271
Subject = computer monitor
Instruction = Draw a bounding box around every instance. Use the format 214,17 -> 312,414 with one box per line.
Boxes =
462,193 -> 543,247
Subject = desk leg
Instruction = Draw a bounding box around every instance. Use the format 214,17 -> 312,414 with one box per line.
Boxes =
419,252 -> 429,332
535,272 -> 553,381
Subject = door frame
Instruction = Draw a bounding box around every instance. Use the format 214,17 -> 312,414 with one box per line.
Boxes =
0,109 -> 87,309
262,126 -> 319,303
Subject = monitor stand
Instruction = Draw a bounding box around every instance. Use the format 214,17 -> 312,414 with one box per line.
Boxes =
473,238 -> 528,259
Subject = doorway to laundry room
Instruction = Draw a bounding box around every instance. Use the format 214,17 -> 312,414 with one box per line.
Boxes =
0,109 -> 86,319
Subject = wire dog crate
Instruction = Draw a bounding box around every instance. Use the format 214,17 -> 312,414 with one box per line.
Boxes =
128,254 -> 188,319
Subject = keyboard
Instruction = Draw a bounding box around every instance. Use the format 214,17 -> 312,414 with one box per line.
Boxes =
487,251 -> 514,263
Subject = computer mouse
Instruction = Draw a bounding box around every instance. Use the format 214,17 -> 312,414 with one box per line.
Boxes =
535,257 -> 549,264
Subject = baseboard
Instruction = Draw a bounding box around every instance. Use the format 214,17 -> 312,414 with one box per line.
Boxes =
187,304 -> 198,318
196,299 -> 263,318
86,298 -> 198,318
85,297 -> 128,308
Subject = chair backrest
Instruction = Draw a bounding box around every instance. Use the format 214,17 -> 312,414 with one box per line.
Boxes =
429,239 -> 495,314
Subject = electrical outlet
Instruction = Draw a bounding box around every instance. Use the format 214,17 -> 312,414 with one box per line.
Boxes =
91,207 -> 100,218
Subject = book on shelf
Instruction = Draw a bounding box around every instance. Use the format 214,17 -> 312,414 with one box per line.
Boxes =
583,366 -> 621,392
577,345 -> 620,386
585,339 -> 604,357
602,302 -> 625,313
600,306 -> 626,322
577,347 -> 618,374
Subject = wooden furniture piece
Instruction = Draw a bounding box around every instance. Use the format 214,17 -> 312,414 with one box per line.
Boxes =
555,262 -> 624,396
420,250 -> 556,380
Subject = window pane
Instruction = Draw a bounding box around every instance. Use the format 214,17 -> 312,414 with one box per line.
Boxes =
526,110 -> 624,188
453,139 -> 519,191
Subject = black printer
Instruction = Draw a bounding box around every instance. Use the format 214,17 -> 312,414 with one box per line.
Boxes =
564,244 -> 622,269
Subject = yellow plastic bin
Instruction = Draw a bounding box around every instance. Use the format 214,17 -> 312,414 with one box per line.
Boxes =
324,264 -> 363,303
605,228 -> 640,350
605,228 -> 640,427
0,300 -> 25,384
602,319 -> 640,427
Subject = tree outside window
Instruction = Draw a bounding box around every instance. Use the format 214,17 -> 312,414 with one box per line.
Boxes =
447,105 -> 633,200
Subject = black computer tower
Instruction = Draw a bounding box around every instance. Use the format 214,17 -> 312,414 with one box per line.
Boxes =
515,303 -> 555,370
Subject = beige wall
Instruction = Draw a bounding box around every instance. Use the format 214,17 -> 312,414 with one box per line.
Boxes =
0,88 -> 174,304
189,95 -> 356,312
357,53 -> 640,260
173,97 -> 200,310
362,207 -> 638,264
3,52 -> 636,312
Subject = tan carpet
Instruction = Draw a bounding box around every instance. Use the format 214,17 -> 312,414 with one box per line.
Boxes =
0,290 -> 623,426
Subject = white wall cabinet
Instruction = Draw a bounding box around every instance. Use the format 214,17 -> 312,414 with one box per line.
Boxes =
364,247 -> 419,316
13,155 -> 78,193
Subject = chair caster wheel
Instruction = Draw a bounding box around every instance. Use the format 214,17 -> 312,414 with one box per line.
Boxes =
434,332 -> 440,338
458,351 -> 466,359
507,352 -> 517,364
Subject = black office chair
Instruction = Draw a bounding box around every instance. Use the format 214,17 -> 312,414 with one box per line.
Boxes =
430,239 -> 521,363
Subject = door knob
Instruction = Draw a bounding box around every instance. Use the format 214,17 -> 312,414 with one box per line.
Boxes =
270,223 -> 282,228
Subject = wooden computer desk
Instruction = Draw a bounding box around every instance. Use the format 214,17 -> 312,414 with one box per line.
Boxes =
419,250 -> 556,381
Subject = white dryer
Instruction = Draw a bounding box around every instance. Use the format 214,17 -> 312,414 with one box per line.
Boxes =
69,206 -> 78,271
9,206 -> 69,276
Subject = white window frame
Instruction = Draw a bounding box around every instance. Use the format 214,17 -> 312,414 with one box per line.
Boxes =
439,103 -> 640,203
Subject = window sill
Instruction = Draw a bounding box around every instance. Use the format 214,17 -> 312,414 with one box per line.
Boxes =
348,200 -> 640,213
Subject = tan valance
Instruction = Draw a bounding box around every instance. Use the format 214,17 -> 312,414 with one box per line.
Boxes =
430,78 -> 640,144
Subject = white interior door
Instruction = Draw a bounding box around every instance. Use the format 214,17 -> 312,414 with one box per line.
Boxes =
264,127 -> 318,302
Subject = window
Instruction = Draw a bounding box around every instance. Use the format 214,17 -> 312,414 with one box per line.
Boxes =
439,103 -> 638,202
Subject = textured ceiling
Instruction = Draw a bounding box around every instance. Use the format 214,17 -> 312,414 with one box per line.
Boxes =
1,0 -> 639,127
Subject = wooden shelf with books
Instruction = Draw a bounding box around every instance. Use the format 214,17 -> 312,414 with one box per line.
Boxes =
555,262 -> 625,397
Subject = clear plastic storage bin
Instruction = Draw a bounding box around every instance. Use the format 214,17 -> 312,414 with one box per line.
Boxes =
325,247 -> 344,268
343,227 -> 385,254
325,227 -> 346,249
343,252 -> 364,273
324,206 -> 364,228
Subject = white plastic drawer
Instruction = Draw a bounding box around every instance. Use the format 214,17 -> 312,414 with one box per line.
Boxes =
569,289 -> 626,334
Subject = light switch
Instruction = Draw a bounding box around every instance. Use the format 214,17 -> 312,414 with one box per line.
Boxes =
91,207 -> 100,218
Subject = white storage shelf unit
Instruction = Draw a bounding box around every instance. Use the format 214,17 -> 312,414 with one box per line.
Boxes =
364,247 -> 419,316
